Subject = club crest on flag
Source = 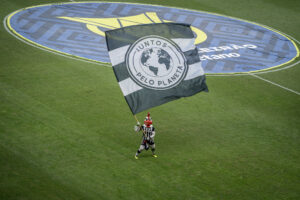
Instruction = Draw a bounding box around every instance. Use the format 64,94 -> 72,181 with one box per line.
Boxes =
126,35 -> 188,90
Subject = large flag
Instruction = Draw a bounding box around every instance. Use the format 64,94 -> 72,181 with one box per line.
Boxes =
105,23 -> 208,114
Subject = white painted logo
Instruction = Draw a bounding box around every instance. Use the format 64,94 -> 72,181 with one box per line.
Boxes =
126,36 -> 188,90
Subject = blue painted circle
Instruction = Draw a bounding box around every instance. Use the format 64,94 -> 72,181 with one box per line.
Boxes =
8,2 -> 299,74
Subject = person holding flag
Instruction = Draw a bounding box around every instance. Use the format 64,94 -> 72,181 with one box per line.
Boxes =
105,23 -> 208,159
134,113 -> 157,159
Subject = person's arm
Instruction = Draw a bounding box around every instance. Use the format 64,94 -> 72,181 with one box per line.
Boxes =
134,122 -> 141,132
151,131 -> 155,138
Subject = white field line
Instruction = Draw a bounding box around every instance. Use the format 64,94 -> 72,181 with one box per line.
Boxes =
207,59 -> 300,77
251,60 -> 300,75
249,73 -> 300,95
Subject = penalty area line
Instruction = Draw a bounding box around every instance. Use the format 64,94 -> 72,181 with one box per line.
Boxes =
249,73 -> 300,96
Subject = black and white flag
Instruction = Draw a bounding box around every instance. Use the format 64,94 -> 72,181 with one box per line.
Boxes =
105,23 -> 208,114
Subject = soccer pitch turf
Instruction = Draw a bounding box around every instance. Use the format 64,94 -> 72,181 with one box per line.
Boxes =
1,0 -> 299,199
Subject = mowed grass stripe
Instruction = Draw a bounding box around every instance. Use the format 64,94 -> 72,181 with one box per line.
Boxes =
0,143 -> 89,200
0,81 -> 131,199
4,72 -> 299,200
0,81 -> 214,199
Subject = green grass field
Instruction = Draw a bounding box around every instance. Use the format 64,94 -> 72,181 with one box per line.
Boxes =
1,0 -> 300,199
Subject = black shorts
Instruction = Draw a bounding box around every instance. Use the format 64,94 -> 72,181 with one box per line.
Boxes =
141,139 -> 155,150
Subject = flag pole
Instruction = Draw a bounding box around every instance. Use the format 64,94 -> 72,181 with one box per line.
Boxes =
134,115 -> 146,136
134,115 -> 140,124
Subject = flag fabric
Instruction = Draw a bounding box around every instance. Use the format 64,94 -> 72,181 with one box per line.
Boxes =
105,23 -> 208,114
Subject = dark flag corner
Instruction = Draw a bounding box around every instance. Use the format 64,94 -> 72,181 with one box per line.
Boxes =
105,23 -> 208,114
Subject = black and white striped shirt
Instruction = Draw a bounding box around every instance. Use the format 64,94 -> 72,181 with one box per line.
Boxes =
141,125 -> 155,141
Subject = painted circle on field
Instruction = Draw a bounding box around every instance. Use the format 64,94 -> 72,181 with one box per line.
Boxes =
7,2 -> 299,74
